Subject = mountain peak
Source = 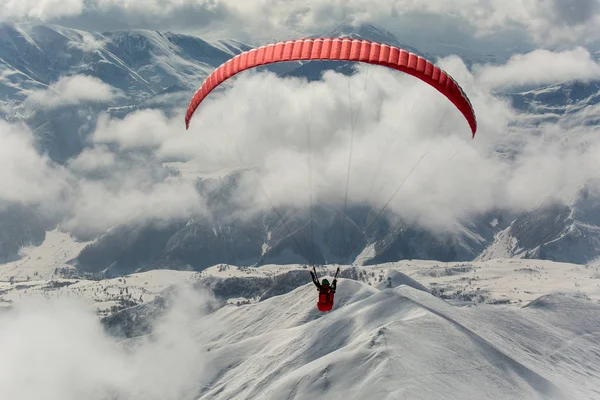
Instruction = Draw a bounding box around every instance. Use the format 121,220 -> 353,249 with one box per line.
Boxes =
324,23 -> 429,58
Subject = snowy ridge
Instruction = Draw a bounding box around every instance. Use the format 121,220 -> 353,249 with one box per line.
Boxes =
3,256 -> 600,315
145,278 -> 598,399
509,80 -> 600,126
0,22 -> 247,102
1,258 -> 600,398
0,268 -> 198,315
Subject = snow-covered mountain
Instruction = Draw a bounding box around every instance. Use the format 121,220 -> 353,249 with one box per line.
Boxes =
481,71 -> 600,264
479,200 -> 600,264
71,197 -> 500,275
1,258 -> 599,399
184,284 -> 598,400
1,22 -> 600,272
0,23 -> 248,102
0,22 -> 251,161
2,20 -> 600,400
508,80 -> 600,127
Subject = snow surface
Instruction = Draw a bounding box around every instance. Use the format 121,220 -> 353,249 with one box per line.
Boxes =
1,254 -> 600,398
0,268 -> 198,315
3,246 -> 600,314
191,284 -> 599,399
0,229 -> 91,282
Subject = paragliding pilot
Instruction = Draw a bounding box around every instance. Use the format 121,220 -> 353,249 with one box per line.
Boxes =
310,266 -> 340,312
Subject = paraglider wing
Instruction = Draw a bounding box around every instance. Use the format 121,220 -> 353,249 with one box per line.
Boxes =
185,38 -> 477,137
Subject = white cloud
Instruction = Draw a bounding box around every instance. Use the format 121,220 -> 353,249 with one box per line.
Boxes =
37,50 -> 572,233
67,146 -> 116,173
67,32 -> 106,52
3,44 -> 600,236
0,121 -> 70,206
0,118 -> 205,237
3,0 -> 599,47
25,75 -> 121,109
64,140 -> 207,237
93,110 -> 174,150
1,0 -> 83,20
147,0 -> 600,46
0,286 -> 216,400
162,53 -> 600,231
63,176 -> 206,237
475,47 -> 600,89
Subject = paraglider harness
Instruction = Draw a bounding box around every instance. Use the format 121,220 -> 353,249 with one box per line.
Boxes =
310,266 -> 340,312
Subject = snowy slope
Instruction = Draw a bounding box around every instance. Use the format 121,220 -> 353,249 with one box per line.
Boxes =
3,257 -> 600,315
3,262 -> 599,399
2,257 -> 599,399
0,229 -> 91,282
0,268 -> 198,315
480,201 -> 600,265
0,22 -> 246,102
509,80 -> 600,124
192,284 -> 597,400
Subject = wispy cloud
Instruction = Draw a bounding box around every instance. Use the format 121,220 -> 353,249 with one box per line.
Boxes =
1,0 -> 84,20
66,32 -> 106,52
0,118 -> 205,237
0,285 -> 216,400
25,75 -> 122,109
475,47 -> 600,89
2,0 -> 599,47
0,120 -> 70,206
93,110 -> 174,150
63,175 -> 206,238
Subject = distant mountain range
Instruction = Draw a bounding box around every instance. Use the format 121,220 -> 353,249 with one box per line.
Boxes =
1,21 -> 599,273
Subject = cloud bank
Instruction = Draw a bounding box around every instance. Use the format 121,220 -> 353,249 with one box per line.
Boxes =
0,118 -> 205,238
2,45 -> 599,237
2,0 -> 599,48
475,47 -> 600,89
25,75 -> 122,109
0,120 -> 70,206
0,285 -> 216,400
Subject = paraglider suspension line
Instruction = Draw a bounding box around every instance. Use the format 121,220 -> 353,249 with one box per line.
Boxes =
349,152 -> 427,257
341,66 -> 370,262
345,106 -> 454,259
258,184 -> 314,265
346,146 -> 434,259
307,85 -> 316,266
232,143 -> 313,265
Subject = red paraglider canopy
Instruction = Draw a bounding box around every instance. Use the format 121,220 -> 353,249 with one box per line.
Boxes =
185,37 -> 477,137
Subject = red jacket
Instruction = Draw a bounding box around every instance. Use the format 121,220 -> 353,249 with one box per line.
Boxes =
319,285 -> 335,305
311,272 -> 337,312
